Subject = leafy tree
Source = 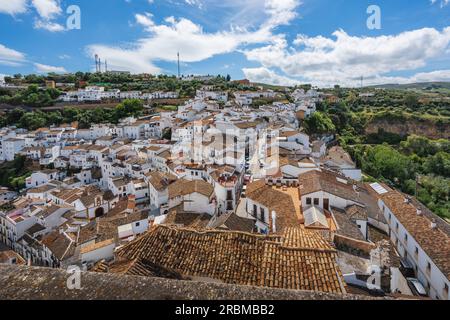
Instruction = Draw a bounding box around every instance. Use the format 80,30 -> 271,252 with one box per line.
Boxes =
19,112 -> 47,130
46,111 -> 64,127
304,112 -> 336,134
401,135 -> 438,157
423,152 -> 450,177
62,107 -> 80,123
404,93 -> 419,109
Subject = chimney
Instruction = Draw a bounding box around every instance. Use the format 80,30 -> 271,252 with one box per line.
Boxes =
272,211 -> 277,233
27,257 -> 32,267
416,209 -> 422,216
431,219 -> 437,230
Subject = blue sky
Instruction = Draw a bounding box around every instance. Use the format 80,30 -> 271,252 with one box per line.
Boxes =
0,0 -> 449,87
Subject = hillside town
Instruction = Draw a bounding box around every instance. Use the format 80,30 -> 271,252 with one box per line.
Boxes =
0,81 -> 449,301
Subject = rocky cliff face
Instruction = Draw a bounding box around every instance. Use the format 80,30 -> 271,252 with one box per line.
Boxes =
365,118 -> 450,140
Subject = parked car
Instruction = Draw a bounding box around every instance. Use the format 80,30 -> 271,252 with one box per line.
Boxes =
406,278 -> 428,297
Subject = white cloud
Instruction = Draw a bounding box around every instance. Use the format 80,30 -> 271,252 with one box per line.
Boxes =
86,0 -> 301,73
243,67 -> 299,86
135,12 -> 155,30
244,27 -> 450,87
431,0 -> 449,8
0,0 -> 27,15
34,19 -> 65,32
263,0 -> 301,29
184,0 -> 203,9
0,43 -> 26,66
34,62 -> 67,73
244,67 -> 450,88
31,0 -> 61,20
31,0 -> 66,32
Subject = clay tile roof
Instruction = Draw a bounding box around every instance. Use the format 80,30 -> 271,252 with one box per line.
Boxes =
299,170 -> 363,205
0,251 -> 26,265
246,180 -> 301,234
115,225 -> 345,294
80,239 -> 115,255
168,179 -> 214,199
41,231 -> 75,261
380,190 -> 450,280
164,205 -> 211,229
332,208 -> 367,242
146,172 -> 177,191
211,212 -> 255,233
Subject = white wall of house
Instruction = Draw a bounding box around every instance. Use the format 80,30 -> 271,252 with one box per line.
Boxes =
380,199 -> 450,300
301,191 -> 360,211
183,192 -> 215,216
118,219 -> 149,240
245,197 -> 268,234
148,184 -> 168,210
26,172 -> 56,189
80,243 -> 115,265
3,139 -> 25,161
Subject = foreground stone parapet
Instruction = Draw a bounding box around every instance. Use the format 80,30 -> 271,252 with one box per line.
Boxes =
0,264 -> 390,300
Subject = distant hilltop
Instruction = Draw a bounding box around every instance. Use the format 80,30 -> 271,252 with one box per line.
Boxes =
366,81 -> 450,90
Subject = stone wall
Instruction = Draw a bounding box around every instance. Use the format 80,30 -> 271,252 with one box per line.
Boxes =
334,234 -> 377,258
0,264 -> 390,300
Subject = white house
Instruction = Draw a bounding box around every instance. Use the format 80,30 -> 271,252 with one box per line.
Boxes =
26,170 -> 62,189
299,170 -> 365,211
2,138 -> 25,161
0,188 -> 18,202
378,189 -> 450,300
168,179 -> 216,216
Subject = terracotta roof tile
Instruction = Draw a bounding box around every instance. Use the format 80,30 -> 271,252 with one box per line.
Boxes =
381,190 -> 450,279
115,225 -> 345,294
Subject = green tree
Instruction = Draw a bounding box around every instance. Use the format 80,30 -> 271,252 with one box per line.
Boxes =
19,112 -> 47,130
423,152 -> 450,177
304,112 -> 336,134
404,93 -> 419,109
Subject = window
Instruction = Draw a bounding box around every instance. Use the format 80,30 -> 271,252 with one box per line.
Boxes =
404,233 -> 408,243
396,222 -> 399,232
444,283 -> 449,296
260,208 -> 266,223
306,198 -> 312,205
135,222 -> 140,227
314,198 -> 319,206
427,262 -> 431,274
415,247 -> 419,258
253,205 -> 257,216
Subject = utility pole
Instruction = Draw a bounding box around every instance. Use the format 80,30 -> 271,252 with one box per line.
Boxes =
95,54 -> 99,73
